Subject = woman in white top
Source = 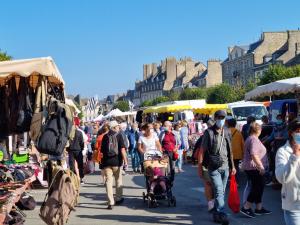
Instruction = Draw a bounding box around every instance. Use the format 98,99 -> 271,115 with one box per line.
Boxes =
276,119 -> 300,225
138,123 -> 162,155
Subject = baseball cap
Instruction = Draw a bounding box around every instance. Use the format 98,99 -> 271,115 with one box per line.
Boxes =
109,120 -> 119,128
214,110 -> 227,118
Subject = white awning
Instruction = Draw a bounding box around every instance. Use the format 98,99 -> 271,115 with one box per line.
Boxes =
0,57 -> 65,87
245,77 -> 300,100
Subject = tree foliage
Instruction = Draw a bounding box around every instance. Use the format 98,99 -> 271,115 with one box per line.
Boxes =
259,64 -> 300,85
0,50 -> 12,61
179,88 -> 207,100
113,100 -> 129,112
152,96 -> 170,105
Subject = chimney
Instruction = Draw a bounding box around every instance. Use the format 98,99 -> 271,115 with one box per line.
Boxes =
296,42 -> 300,56
152,63 -> 158,76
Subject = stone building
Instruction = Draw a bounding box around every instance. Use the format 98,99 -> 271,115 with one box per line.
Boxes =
192,59 -> 222,88
133,57 -> 206,106
254,30 -> 300,77
222,30 -> 300,86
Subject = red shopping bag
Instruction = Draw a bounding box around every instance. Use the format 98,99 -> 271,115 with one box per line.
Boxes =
228,174 -> 240,213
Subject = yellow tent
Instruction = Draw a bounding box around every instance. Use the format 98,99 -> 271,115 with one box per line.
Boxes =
143,104 -> 192,114
193,104 -> 228,115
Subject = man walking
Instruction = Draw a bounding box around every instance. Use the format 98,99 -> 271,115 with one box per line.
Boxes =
127,123 -> 141,173
201,110 -> 236,224
68,125 -> 85,184
101,121 -> 128,210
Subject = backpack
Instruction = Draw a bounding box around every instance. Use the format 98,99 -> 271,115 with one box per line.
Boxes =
16,192 -> 37,210
40,169 -> 77,225
37,99 -> 73,156
107,132 -> 119,157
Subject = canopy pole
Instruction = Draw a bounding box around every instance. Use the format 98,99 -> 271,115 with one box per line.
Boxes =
296,90 -> 300,119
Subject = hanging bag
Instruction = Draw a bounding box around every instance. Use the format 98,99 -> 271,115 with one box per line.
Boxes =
228,174 -> 240,213
30,76 -> 47,141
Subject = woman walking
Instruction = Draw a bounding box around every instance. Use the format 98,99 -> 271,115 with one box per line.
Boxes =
240,122 -> 271,218
276,119 -> 300,225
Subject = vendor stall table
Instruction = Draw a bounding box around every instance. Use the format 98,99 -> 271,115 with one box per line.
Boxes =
0,175 -> 36,224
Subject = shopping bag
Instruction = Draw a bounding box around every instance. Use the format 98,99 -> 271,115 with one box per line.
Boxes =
84,160 -> 95,174
228,174 -> 240,213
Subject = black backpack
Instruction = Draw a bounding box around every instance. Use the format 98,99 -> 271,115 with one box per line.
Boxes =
37,100 -> 72,156
107,131 -> 119,157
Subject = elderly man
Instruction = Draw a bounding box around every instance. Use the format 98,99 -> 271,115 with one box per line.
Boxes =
101,121 -> 128,210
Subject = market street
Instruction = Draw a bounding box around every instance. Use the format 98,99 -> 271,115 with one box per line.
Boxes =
25,164 -> 285,225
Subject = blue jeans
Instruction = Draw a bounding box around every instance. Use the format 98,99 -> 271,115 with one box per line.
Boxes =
284,210 -> 300,225
209,168 -> 229,212
176,149 -> 184,170
130,149 -> 140,171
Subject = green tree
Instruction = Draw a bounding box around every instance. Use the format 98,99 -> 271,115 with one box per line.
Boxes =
179,88 -> 207,100
140,100 -> 153,107
113,100 -> 129,112
168,91 -> 180,101
152,96 -> 170,105
259,64 -> 300,85
206,83 -> 238,104
0,50 -> 12,61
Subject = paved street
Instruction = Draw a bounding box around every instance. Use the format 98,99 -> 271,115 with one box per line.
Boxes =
26,164 -> 285,225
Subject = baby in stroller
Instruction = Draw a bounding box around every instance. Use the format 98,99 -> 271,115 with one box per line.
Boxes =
147,166 -> 167,195
142,150 -> 176,207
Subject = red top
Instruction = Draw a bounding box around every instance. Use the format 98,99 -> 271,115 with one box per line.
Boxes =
162,132 -> 176,152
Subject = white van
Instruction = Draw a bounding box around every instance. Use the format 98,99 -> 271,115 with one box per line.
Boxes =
227,101 -> 268,130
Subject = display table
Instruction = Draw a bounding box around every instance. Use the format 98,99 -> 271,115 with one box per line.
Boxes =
0,175 -> 36,224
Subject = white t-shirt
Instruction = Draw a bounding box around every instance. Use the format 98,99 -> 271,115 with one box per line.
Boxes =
138,134 -> 158,152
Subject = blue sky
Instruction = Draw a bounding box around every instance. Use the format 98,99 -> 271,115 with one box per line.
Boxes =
1,0 -> 300,99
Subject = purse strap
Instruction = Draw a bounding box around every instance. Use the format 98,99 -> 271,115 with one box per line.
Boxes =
217,129 -> 225,154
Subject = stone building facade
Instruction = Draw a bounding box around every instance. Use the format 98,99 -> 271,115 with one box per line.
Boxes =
222,31 -> 297,86
193,59 -> 222,88
254,30 -> 300,76
132,57 -> 206,106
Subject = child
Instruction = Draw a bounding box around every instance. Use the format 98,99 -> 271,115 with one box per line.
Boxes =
150,167 -> 166,193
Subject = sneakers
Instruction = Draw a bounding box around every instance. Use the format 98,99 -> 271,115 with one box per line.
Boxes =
208,200 -> 215,212
115,198 -> 124,205
240,207 -> 256,218
107,205 -> 113,210
255,208 -> 272,215
80,180 -> 85,185
212,211 -> 229,224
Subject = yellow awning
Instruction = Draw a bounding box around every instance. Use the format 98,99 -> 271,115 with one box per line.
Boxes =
193,104 -> 228,115
143,106 -> 161,114
143,104 -> 192,114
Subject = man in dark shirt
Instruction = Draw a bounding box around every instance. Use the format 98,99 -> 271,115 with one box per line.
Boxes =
200,110 -> 236,224
101,120 -> 128,210
68,126 -> 85,184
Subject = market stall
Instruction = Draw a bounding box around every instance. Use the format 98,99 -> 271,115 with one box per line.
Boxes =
193,104 -> 228,115
0,57 -> 77,224
245,77 -> 300,118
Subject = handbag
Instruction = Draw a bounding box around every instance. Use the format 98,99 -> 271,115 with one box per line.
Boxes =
228,174 -> 240,213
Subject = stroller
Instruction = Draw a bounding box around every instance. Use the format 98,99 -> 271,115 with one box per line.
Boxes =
142,150 -> 176,208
